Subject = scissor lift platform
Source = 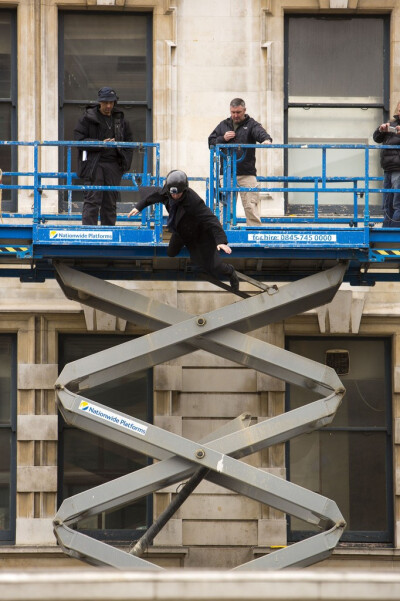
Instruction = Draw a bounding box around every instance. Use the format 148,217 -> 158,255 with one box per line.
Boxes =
0,221 -> 400,285
52,261 -> 348,571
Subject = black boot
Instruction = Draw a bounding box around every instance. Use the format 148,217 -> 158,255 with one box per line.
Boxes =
229,269 -> 239,292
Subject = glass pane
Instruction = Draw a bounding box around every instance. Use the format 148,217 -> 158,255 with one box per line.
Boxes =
0,102 -> 12,204
0,430 -> 11,530
0,12 -> 11,98
290,338 -> 389,428
60,335 -> 150,532
288,17 -> 384,100
63,13 -> 148,102
288,107 -> 383,209
0,336 -> 12,424
288,338 -> 387,428
288,337 -> 390,540
289,431 -> 388,534
63,430 -> 147,530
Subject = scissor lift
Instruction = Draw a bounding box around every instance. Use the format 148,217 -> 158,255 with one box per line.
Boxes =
1,138 -> 400,569
53,260 -> 348,571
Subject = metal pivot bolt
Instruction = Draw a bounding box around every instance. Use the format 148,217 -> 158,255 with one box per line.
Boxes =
197,317 -> 206,326
195,448 -> 205,459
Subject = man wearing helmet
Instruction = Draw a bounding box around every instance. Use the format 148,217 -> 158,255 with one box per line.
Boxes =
128,170 -> 240,291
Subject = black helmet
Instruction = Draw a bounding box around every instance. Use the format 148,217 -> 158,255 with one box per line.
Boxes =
166,170 -> 188,195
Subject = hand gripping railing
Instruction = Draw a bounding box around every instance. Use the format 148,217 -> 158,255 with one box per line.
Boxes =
53,261 -> 348,570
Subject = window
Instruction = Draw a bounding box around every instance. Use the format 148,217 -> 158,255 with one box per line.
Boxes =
58,12 -> 152,211
0,335 -> 16,543
58,335 -> 152,541
286,337 -> 392,543
0,11 -> 17,212
285,15 -> 389,213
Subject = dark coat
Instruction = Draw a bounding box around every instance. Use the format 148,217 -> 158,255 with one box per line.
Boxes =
373,115 -> 400,172
134,186 -> 232,279
74,105 -> 133,180
208,114 -> 272,176
135,186 -> 228,246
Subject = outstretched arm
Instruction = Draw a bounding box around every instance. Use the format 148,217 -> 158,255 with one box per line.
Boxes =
128,186 -> 165,218
217,243 -> 232,254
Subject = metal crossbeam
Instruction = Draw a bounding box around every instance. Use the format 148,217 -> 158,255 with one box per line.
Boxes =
53,262 -> 348,571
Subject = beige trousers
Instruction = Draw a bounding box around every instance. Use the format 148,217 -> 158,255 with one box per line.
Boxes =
237,174 -> 261,226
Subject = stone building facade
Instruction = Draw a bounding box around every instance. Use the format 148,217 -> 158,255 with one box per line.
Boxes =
0,0 -> 400,571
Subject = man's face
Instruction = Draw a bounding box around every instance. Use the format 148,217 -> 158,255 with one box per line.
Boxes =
230,104 -> 246,123
170,192 -> 183,201
99,101 -> 115,116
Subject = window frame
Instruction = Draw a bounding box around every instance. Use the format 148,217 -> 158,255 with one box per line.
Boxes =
0,334 -> 17,544
57,10 -> 153,213
57,333 -> 153,543
283,13 -> 390,215
285,335 -> 393,545
0,9 -> 18,211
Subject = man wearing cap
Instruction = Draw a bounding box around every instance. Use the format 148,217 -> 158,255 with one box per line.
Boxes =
74,86 -> 133,225
128,170 -> 240,291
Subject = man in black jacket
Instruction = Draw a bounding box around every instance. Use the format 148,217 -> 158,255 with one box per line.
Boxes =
128,170 -> 239,291
208,98 -> 272,226
373,102 -> 400,227
74,87 -> 133,225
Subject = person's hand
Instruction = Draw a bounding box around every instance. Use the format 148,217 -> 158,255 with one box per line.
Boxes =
396,126 -> 400,134
262,139 -> 272,144
379,123 -> 390,132
128,207 -> 139,218
217,243 -> 232,254
103,137 -> 115,142
224,131 -> 236,142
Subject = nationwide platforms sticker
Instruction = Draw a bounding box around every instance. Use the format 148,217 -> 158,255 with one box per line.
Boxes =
50,230 -> 113,241
78,400 -> 148,436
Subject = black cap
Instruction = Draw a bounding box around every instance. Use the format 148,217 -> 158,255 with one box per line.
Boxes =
97,87 -> 118,102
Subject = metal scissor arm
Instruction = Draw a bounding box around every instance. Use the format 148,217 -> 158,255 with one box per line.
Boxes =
55,262 -> 345,396
54,262 -> 348,571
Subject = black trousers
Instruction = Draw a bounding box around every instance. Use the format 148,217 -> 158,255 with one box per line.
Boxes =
82,160 -> 123,226
168,230 -> 233,280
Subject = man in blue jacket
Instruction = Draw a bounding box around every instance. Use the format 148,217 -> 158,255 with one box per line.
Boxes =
74,87 -> 133,226
128,170 -> 240,291
373,102 -> 400,227
208,98 -> 272,226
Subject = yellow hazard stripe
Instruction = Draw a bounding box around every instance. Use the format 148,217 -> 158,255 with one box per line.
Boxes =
0,247 -> 28,253
376,249 -> 400,256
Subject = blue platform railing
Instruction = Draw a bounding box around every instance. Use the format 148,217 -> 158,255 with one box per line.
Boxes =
0,140 -> 214,241
211,143 -> 388,230
0,140 -> 161,222
1,140 -> 400,283
0,140 -> 394,240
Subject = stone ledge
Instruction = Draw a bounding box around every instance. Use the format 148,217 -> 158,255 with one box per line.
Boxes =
0,545 -> 189,557
253,545 -> 400,559
1,568 -> 400,601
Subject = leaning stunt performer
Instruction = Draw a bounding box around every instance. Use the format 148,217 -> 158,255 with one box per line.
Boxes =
128,170 -> 240,292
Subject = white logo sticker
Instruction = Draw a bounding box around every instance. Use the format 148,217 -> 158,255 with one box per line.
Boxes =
50,230 -> 113,241
79,400 -> 148,436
